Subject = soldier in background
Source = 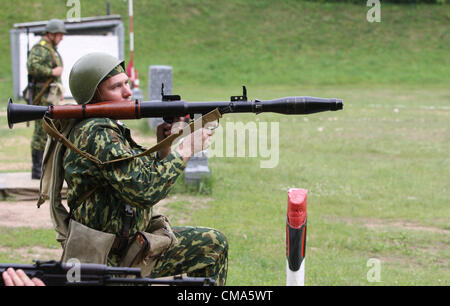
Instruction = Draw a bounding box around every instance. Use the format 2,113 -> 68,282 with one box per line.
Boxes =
27,19 -> 66,179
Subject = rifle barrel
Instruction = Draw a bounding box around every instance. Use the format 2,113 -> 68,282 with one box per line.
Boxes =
0,261 -> 214,286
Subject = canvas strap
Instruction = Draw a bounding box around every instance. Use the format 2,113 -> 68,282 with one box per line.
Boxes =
32,78 -> 53,105
41,108 -> 222,168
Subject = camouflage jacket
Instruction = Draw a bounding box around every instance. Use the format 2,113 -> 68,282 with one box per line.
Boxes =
63,118 -> 185,248
27,38 -> 63,104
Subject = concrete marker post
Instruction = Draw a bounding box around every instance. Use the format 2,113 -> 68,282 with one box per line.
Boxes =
286,188 -> 307,286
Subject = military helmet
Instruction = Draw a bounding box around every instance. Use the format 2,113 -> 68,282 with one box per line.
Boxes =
69,53 -> 125,105
45,19 -> 67,34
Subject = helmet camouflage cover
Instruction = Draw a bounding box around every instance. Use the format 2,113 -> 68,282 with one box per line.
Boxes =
69,53 -> 126,105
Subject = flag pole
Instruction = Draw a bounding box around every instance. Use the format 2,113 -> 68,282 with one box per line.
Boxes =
128,0 -> 139,89
127,0 -> 143,101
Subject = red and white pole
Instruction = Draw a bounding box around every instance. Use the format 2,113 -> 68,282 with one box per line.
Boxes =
127,0 -> 139,89
286,188 -> 307,286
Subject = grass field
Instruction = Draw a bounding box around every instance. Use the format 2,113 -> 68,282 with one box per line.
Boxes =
1,84 -> 448,285
0,0 -> 449,286
0,0 -> 448,97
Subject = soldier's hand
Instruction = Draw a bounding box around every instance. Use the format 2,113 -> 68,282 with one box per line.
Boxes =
156,117 -> 185,159
156,122 -> 172,143
52,66 -> 63,77
2,268 -> 46,286
175,127 -> 214,163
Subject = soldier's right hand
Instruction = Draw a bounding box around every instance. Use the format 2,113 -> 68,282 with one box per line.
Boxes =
176,128 -> 214,163
52,66 -> 63,77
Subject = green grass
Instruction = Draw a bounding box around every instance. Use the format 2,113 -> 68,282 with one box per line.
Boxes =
0,227 -> 58,249
0,1 -> 448,286
171,173 -> 214,196
0,1 -> 449,101
0,227 -> 60,263
169,84 -> 450,285
1,87 -> 448,285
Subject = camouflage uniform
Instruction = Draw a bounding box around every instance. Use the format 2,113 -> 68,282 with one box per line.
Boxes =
63,117 -> 228,285
27,37 -> 63,152
151,226 -> 228,286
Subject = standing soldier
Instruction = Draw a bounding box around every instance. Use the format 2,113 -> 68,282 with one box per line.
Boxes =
27,19 -> 66,179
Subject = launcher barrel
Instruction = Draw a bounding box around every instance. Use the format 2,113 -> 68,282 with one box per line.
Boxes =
7,96 -> 343,129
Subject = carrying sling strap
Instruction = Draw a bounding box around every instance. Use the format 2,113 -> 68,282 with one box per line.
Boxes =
41,108 -> 222,168
37,119 -> 78,245
32,78 -> 53,105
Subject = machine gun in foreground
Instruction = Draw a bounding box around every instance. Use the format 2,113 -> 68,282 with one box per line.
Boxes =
0,260 -> 214,286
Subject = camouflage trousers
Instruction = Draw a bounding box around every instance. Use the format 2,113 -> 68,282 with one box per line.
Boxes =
31,118 -> 47,152
150,226 -> 229,286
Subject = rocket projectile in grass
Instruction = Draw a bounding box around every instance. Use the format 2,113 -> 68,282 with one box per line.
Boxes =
286,188 -> 307,286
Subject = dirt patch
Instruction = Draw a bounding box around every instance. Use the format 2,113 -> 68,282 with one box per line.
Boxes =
0,200 -> 55,229
364,219 -> 449,235
0,163 -> 31,172
0,194 -> 211,229
0,246 -> 62,262
326,216 -> 449,235
326,216 -> 450,268
153,195 -> 212,225
1,136 -> 29,148
0,195 -> 212,263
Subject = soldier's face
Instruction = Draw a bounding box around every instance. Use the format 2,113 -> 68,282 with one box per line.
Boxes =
96,73 -> 132,102
49,33 -> 64,46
